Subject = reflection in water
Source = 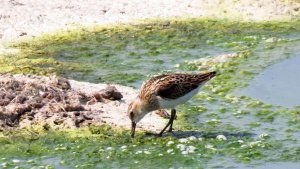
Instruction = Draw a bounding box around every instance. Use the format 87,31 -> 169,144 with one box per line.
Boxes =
240,53 -> 300,108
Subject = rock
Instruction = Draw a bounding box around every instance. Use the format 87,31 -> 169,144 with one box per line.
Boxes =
64,103 -> 84,112
83,112 -> 93,120
9,0 -> 24,6
51,76 -> 71,90
14,104 -> 31,115
45,111 -> 54,118
19,32 -> 27,36
5,120 -> 15,127
62,113 -> 68,117
99,85 -> 123,101
30,102 -> 44,109
27,111 -> 35,117
15,95 -> 26,103
74,111 -> 81,116
75,116 -> 85,127
27,96 -> 44,109
92,92 -> 103,102
54,118 -> 64,125
5,93 -> 16,100
43,123 -> 51,130
0,99 -> 10,106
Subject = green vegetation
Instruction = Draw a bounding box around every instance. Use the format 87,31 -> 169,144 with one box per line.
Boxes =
1,19 -> 300,168
0,125 -> 282,169
1,19 -> 300,87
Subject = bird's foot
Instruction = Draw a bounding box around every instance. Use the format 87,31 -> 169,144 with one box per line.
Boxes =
167,128 -> 176,136
168,127 -> 174,132
155,131 -> 176,137
156,130 -> 166,137
156,133 -> 163,137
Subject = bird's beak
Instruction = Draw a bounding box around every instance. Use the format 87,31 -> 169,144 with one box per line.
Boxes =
131,121 -> 136,138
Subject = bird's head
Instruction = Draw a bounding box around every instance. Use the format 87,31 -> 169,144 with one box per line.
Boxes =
127,97 -> 147,138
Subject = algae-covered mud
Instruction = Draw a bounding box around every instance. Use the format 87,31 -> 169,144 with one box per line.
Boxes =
1,19 -> 300,168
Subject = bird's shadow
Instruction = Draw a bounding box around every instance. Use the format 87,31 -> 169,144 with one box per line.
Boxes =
144,130 -> 255,139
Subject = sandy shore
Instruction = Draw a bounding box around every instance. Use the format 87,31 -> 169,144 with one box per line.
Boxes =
0,0 -> 299,45
0,74 -> 165,132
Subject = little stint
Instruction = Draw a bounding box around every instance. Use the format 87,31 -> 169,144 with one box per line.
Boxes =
127,71 -> 216,138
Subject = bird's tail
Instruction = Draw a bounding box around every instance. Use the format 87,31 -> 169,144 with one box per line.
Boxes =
197,71 -> 216,82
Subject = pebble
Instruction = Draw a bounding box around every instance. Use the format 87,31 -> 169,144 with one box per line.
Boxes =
198,137 -> 204,141
259,133 -> 269,139
12,159 -> 20,163
166,141 -> 175,146
205,144 -> 216,151
176,144 -> 186,151
187,146 -> 197,153
167,149 -> 174,154
265,37 -> 277,43
179,138 -> 189,143
237,140 -> 244,144
216,135 -> 227,141
106,147 -> 114,150
188,136 -> 197,141
120,145 -> 127,149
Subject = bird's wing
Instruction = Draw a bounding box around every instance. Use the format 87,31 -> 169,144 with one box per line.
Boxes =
141,74 -> 169,88
156,72 -> 215,99
139,74 -> 169,98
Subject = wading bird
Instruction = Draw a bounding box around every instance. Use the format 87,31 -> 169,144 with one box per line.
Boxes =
127,71 -> 216,138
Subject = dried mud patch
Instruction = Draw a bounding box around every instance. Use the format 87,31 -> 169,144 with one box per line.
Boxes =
0,74 -> 164,131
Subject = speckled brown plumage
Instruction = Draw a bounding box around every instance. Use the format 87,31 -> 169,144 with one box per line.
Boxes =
138,72 -> 216,108
128,71 -> 216,138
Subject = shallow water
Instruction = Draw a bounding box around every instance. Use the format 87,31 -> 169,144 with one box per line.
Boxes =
251,162 -> 300,169
55,35 -> 230,88
240,52 -> 300,108
207,157 -> 300,169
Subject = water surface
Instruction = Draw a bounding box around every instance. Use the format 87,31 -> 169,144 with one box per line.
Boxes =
240,52 -> 300,108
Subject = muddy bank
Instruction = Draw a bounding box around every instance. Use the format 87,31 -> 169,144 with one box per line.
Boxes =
0,74 -> 164,131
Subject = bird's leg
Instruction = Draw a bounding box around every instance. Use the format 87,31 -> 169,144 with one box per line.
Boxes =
158,115 -> 172,136
168,109 -> 176,132
157,109 -> 176,136
157,121 -> 171,137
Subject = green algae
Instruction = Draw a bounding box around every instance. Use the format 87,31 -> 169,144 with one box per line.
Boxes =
0,125 -> 280,169
2,19 -> 300,87
1,19 -> 300,168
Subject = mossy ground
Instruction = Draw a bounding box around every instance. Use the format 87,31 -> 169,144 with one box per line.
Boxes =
1,19 -> 300,168
2,19 -> 300,87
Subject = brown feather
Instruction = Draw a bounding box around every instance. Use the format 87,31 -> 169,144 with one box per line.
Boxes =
155,72 -> 216,99
139,72 -> 216,100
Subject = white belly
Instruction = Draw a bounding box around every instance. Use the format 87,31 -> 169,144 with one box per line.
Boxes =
158,85 -> 202,109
